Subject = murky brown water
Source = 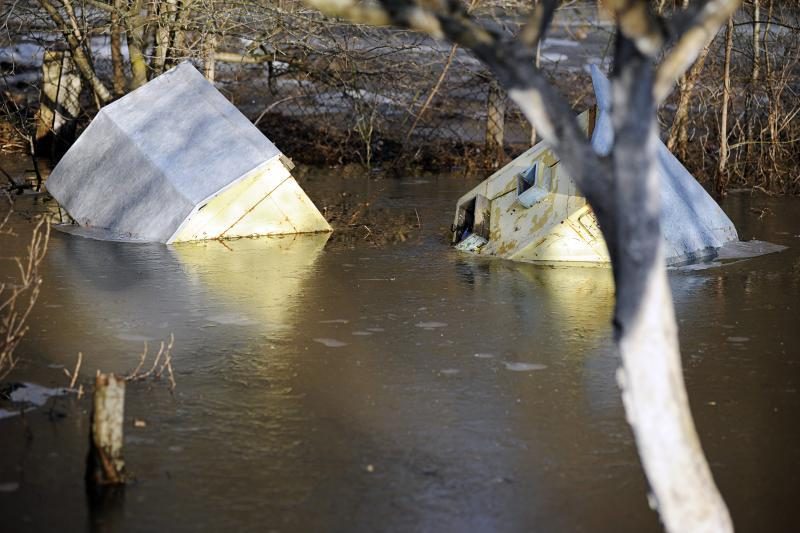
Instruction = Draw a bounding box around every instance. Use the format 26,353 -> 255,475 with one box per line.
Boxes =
1,175 -> 798,532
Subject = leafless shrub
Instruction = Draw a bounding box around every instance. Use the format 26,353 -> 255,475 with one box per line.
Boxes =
125,334 -> 177,391
660,1 -> 800,195
2,0 -> 797,179
0,214 -> 50,379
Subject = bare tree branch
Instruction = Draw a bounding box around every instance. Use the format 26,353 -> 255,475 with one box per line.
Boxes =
36,0 -> 113,103
518,0 -> 557,48
605,0 -> 666,57
655,0 -> 742,103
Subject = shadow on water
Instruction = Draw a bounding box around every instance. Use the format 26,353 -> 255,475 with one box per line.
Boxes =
86,484 -> 125,533
0,177 -> 798,532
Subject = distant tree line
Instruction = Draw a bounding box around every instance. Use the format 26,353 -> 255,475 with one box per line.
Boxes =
0,1 -> 798,192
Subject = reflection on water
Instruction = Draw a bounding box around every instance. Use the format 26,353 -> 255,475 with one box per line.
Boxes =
0,181 -> 798,532
46,231 -> 330,347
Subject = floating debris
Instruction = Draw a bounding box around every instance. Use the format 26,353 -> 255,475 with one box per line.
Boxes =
415,321 -> 447,330
503,362 -> 547,372
313,338 -> 348,348
0,382 -> 69,419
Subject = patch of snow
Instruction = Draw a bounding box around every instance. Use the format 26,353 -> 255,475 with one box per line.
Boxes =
0,42 -> 44,67
541,52 -> 568,63
1,382 -> 69,419
542,38 -> 580,49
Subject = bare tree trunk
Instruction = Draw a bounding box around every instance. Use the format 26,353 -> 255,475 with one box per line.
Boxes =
36,0 -> 112,103
666,44 -> 709,159
168,0 -> 193,65
763,0 -> 779,190
744,0 -> 760,172
530,0 -> 541,146
110,0 -> 126,96
204,34 -> 218,82
717,16 -> 734,196
153,0 -> 179,76
35,51 -> 82,160
124,0 -> 150,89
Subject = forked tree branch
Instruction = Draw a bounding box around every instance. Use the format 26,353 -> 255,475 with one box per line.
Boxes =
605,0 -> 666,57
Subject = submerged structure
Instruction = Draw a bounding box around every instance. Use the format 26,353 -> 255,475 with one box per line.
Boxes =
453,67 -> 739,265
47,62 -> 331,243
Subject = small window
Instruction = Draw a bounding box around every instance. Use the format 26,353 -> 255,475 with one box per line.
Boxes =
518,162 -> 539,195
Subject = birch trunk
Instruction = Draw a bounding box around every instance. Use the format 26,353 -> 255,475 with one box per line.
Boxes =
110,0 -> 126,96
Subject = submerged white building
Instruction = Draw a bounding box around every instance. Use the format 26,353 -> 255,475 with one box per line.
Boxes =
46,62 -> 331,243
453,66 -> 739,265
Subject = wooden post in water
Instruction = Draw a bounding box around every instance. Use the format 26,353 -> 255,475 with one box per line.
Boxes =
485,81 -> 506,167
86,373 -> 127,486
35,50 -> 82,162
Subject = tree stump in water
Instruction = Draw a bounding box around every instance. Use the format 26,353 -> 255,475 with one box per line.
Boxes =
86,373 -> 126,486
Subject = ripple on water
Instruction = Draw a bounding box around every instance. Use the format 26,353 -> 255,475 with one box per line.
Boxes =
415,321 -> 447,329
116,333 -> 155,342
503,362 -> 547,372
313,338 -> 348,348
206,313 -> 258,326
726,337 -> 750,343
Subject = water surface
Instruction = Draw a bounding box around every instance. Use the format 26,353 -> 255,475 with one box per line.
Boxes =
1,177 -> 798,532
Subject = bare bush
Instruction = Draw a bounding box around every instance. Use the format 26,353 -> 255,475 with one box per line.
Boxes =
0,211 -> 50,378
660,0 -> 800,194
2,1 -> 797,178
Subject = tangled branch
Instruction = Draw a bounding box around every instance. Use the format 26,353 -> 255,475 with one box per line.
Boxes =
0,216 -> 50,379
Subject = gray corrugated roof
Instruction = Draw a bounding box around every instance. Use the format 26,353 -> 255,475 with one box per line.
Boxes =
46,62 -> 283,243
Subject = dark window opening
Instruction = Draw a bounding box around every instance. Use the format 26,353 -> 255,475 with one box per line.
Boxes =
454,197 -> 476,243
518,162 -> 538,196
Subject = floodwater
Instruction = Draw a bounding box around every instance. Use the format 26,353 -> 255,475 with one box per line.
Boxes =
1,175 -> 798,532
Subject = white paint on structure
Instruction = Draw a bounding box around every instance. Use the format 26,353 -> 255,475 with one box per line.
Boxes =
46,62 -> 331,244
453,67 -> 742,266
